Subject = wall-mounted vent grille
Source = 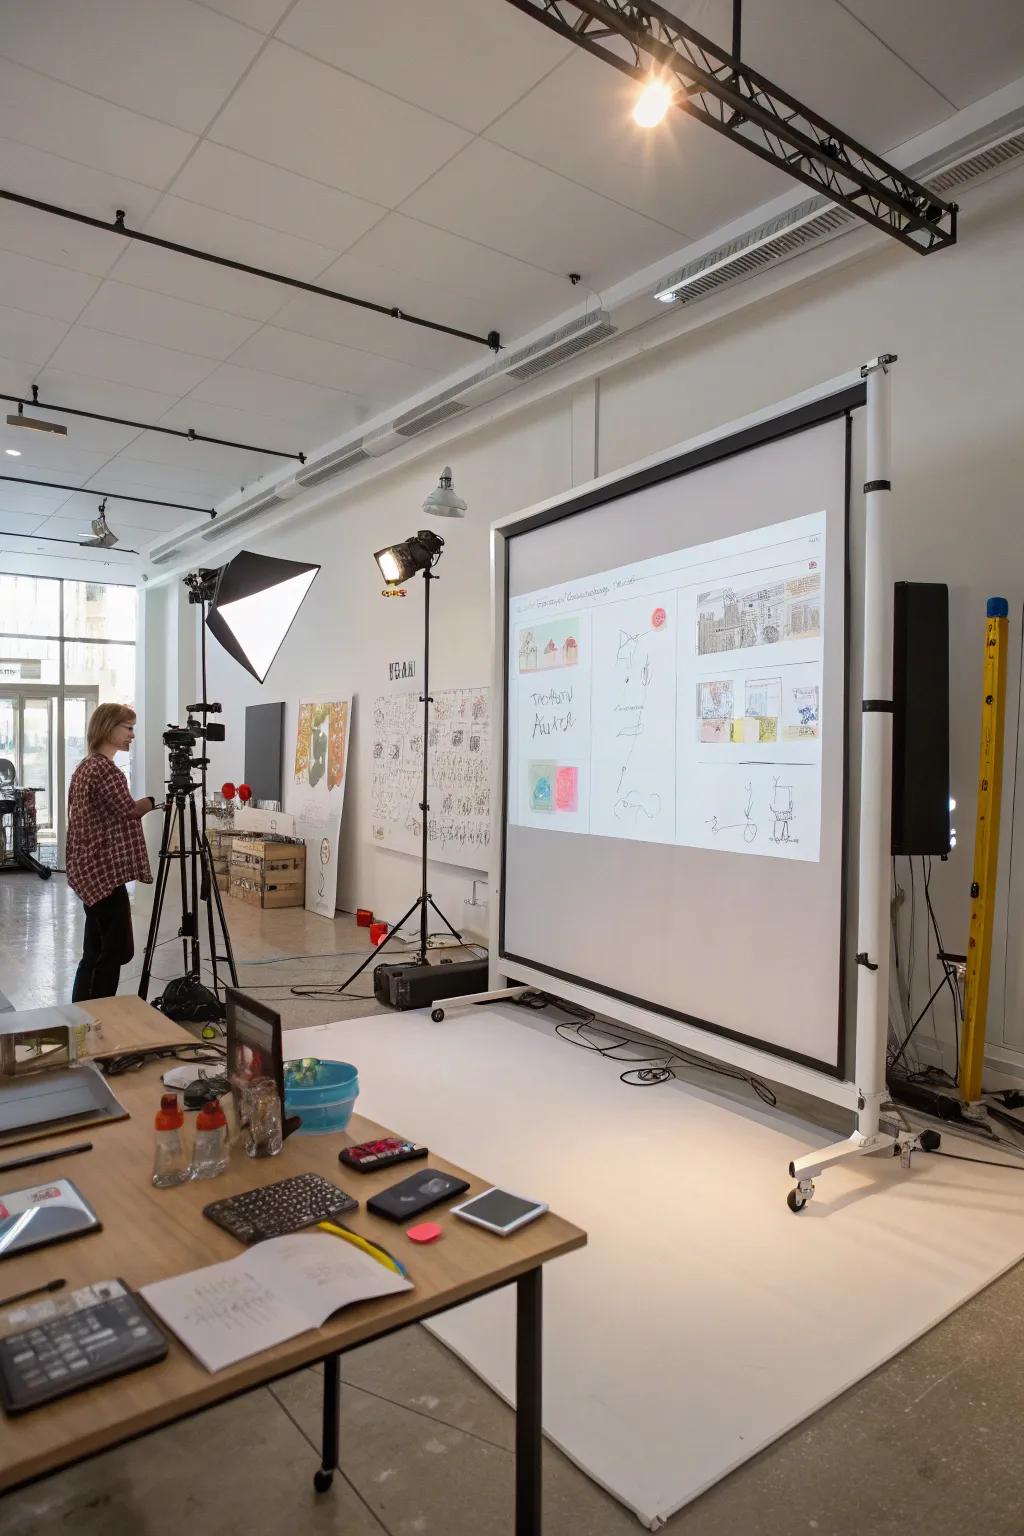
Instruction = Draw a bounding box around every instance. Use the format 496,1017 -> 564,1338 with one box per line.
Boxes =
201,490 -> 284,539
295,443 -> 370,489
501,310 -> 617,381
657,199 -> 852,306
929,132 -> 1024,193
392,399 -> 467,436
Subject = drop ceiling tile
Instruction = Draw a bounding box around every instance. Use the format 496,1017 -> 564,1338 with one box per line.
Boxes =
47,325 -> 219,396
157,396 -> 309,456
0,0 -> 263,134
31,514 -> 154,549
0,509 -> 47,536
119,428 -> 269,480
189,362 -> 368,432
167,142 -> 386,253
0,251 -> 100,324
0,138 -> 164,233
0,442 -> 111,482
399,140 -> 684,289
34,367 -> 182,427
839,0 -> 1024,109
208,42 -> 472,206
196,0 -> 292,29
4,405 -> 139,458
108,242 -> 285,323
0,201 -> 127,279
229,325 -> 431,402
137,194 -> 343,293
278,0 -> 573,133
270,291 -> 481,374
78,280 -> 262,361
0,481 -> 73,515
0,305 -> 69,366
486,50 -> 784,237
310,216 -> 576,352
0,58 -> 195,187
84,460 -> 224,500
47,493 -> 188,532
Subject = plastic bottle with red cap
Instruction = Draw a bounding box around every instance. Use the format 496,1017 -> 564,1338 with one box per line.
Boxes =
152,1093 -> 189,1188
190,1096 -> 229,1180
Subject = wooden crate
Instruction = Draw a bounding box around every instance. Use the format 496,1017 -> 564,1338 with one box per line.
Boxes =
228,876 -> 304,909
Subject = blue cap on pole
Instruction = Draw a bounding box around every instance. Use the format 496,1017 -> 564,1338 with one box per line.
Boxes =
987,597 -> 1009,618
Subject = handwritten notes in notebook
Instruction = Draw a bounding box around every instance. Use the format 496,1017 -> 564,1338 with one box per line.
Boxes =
140,1232 -> 412,1372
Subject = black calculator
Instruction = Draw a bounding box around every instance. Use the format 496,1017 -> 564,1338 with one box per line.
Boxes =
0,1293 -> 168,1414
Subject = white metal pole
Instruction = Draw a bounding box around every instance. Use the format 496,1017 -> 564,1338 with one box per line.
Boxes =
853,355 -> 896,1137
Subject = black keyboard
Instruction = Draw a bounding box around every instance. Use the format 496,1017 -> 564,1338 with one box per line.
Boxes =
203,1171 -> 358,1243
0,1294 -> 168,1414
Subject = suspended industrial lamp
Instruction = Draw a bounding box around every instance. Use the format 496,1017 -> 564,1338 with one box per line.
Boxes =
79,500 -> 118,548
421,465 -> 467,519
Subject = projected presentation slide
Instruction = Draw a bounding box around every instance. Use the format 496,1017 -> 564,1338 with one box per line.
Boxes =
507,511 -> 826,862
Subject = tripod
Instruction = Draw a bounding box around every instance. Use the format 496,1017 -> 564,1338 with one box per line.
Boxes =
138,777 -> 238,1017
293,559 -> 462,998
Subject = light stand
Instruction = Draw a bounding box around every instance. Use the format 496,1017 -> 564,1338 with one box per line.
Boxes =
293,532 -> 462,999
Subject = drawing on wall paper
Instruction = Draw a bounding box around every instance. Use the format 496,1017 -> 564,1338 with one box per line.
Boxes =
518,618 -> 580,673
769,777 -> 798,844
327,701 -> 349,789
369,687 -> 490,869
744,676 -> 781,744
696,568 -> 822,655
292,702 -> 314,781
697,679 -> 735,744
307,705 -> 329,787
707,779 -> 758,843
783,683 -> 821,740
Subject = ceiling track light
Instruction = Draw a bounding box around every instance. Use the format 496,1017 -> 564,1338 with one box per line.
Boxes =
80,499 -> 119,549
5,399 -> 67,436
0,387 -> 306,462
0,190 -> 502,352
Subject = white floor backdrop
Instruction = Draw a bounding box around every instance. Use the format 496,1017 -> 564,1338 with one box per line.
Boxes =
288,1006 -> 1024,1529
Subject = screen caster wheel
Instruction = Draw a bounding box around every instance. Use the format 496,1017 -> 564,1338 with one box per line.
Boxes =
787,1180 -> 814,1213
313,1469 -> 334,1493
431,1008 -> 445,1022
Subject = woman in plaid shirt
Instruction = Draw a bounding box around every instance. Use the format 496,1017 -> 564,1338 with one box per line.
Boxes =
66,704 -> 161,1003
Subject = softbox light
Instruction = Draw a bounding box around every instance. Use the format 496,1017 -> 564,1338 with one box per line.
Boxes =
205,550 -> 319,683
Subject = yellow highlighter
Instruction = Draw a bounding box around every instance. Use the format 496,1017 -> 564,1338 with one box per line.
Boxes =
318,1221 -> 409,1278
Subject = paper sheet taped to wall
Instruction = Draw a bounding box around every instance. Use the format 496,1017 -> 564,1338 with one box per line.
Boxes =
370,687 -> 490,871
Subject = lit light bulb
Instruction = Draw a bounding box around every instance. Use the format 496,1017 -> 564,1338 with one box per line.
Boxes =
5,448 -> 20,456
950,835 -> 958,848
633,77 -> 673,128
948,796 -> 956,812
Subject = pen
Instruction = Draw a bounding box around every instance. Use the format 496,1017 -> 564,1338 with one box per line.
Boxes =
0,1278 -> 66,1310
318,1222 -> 410,1279
0,1142 -> 93,1177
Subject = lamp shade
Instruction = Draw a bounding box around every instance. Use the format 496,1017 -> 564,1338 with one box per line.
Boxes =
421,466 -> 466,519
205,550 -> 319,683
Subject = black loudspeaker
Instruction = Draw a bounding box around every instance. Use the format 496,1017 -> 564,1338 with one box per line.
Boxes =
891,582 -> 951,856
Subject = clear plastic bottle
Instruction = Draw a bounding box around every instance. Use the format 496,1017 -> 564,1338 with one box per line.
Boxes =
190,1096 -> 229,1180
152,1093 -> 189,1188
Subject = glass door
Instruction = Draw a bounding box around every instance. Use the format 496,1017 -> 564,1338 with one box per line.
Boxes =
0,696 -> 17,790
21,695 -> 58,866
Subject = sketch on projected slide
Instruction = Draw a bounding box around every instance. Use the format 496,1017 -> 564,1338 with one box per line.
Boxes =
697,678 -> 735,744
743,676 -> 781,745
783,682 -> 820,740
707,780 -> 758,843
614,789 -> 662,823
518,618 -> 579,673
696,569 -> 821,656
769,777 -> 798,844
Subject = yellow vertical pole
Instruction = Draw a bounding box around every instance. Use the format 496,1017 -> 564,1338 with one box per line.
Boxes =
960,597 -> 1009,1103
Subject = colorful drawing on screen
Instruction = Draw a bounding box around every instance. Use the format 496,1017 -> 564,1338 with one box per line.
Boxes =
651,606 -> 667,630
697,679 -> 734,744
555,765 -> 579,812
528,761 -> 556,813
327,701 -> 349,790
518,618 -> 580,674
696,567 -> 821,655
743,676 -> 781,744
783,683 -> 821,740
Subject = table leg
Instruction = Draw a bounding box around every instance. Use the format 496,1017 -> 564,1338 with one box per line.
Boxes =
313,1353 -> 341,1493
516,1268 -> 542,1536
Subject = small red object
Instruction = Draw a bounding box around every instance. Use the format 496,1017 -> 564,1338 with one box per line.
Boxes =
356,908 -> 373,927
238,783 -> 253,803
155,1092 -> 183,1131
196,1097 -> 227,1130
370,921 -> 388,946
651,606 -> 667,630
221,782 -> 236,801
406,1222 -> 443,1244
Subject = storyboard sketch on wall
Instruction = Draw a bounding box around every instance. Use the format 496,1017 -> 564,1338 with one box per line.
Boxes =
370,686 -> 490,871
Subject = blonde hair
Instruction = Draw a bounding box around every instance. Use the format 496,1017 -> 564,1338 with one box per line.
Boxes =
87,703 -> 136,755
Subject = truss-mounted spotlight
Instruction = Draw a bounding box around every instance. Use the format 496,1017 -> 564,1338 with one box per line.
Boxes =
633,75 -> 673,128
374,529 -> 444,586
5,401 -> 68,436
80,500 -> 119,548
201,550 -> 320,683
421,466 -> 467,519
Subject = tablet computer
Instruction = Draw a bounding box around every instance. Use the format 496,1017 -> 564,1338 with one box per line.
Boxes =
0,1179 -> 101,1260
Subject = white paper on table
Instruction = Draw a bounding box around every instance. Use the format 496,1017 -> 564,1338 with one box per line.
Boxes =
140,1232 -> 412,1372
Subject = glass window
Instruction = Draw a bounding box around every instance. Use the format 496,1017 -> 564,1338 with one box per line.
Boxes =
0,639 -> 60,684
63,580 -> 136,642
0,574 -> 60,636
63,641 -> 135,702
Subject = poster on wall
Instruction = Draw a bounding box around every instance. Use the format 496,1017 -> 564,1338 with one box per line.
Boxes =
287,696 -> 353,917
370,686 -> 490,871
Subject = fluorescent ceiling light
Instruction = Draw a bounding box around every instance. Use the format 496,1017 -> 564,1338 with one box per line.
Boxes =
5,448 -> 19,456
6,405 -> 67,436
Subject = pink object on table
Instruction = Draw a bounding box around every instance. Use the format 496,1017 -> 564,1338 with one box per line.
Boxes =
406,1222 -> 443,1244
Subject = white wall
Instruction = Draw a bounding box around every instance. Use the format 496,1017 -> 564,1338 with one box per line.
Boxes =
160,165 -> 1023,1074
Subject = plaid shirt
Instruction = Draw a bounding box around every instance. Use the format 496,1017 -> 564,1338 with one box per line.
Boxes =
66,754 -> 152,908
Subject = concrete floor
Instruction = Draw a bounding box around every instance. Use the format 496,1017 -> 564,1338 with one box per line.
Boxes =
2,870 -> 1024,1534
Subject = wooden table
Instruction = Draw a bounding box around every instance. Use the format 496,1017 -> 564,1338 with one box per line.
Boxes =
0,1055 -> 587,1533
78,994 -> 197,1061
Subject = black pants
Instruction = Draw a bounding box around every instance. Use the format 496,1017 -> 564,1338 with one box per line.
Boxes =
72,885 -> 135,1003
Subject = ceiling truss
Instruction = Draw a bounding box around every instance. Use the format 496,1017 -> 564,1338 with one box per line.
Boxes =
503,0 -> 958,253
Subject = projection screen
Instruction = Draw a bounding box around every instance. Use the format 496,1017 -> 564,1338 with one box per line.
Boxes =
498,392 -> 861,1075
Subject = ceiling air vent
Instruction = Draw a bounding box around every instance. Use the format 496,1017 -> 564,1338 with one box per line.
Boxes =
501,310 -> 616,382
201,489 -> 285,539
928,131 -> 1024,194
392,398 -> 467,437
654,198 -> 853,305
295,443 -> 370,489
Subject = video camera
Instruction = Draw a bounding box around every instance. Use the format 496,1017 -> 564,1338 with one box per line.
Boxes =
162,702 -> 226,794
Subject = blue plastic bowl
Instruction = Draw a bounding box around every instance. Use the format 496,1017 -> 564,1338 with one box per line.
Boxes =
283,1058 -> 359,1135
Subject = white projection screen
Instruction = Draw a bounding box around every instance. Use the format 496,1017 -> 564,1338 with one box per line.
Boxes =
498,392 -> 863,1075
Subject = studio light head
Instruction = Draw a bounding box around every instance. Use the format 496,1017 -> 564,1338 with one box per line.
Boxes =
374,529 -> 444,585
187,550 -> 320,683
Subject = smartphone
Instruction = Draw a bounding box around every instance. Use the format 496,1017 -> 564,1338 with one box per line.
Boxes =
450,1188 -> 548,1237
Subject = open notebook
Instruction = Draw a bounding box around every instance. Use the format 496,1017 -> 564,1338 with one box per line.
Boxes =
140,1232 -> 412,1372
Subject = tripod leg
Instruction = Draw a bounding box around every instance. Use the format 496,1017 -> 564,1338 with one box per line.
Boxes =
293,896 -> 425,996
139,801 -> 174,1000
428,896 -> 464,943
187,798 -> 201,978
175,799 -> 190,976
205,835 -> 239,989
